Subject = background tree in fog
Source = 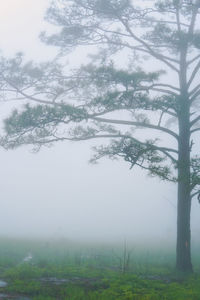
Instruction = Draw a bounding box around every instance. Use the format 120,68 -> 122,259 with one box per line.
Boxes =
0,0 -> 200,272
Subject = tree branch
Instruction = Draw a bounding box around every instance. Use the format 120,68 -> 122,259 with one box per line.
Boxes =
2,77 -> 61,107
146,17 -> 189,29
99,27 -> 180,64
187,60 -> 200,88
190,115 -> 200,127
150,87 -> 178,96
151,83 -> 180,92
190,190 -> 200,199
187,54 -> 200,66
190,127 -> 200,135
62,134 -> 178,163
189,83 -> 200,97
117,17 -> 179,73
90,116 -> 179,140
139,84 -> 179,97
190,88 -> 200,102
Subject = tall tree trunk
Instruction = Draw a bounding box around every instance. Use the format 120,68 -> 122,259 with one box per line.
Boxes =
176,170 -> 193,272
176,46 -> 193,272
176,99 -> 193,272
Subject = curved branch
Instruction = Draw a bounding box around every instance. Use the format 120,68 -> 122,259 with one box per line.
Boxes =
62,134 -> 177,163
150,87 -> 178,96
140,84 -> 179,96
91,116 -> 179,140
190,115 -> 200,127
4,125 -> 178,163
130,161 -> 176,182
151,83 -> 180,92
190,127 -> 200,135
187,54 -> 200,66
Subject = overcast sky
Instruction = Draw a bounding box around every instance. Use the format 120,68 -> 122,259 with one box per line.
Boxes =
0,0 -> 199,245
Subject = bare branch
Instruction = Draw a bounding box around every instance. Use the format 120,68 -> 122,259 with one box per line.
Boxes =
190,127 -> 200,135
150,87 -> 178,96
190,88 -> 200,102
190,115 -> 200,127
151,83 -> 180,92
137,83 -> 179,96
187,54 -> 200,66
90,116 -> 179,140
189,83 -> 200,97
187,60 -> 200,88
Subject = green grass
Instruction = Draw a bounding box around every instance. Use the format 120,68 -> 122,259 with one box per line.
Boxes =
0,238 -> 199,299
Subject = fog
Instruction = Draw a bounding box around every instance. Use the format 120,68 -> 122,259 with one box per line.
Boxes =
0,0 -> 199,245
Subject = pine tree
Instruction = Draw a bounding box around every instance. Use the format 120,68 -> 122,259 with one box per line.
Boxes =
1,0 -> 200,272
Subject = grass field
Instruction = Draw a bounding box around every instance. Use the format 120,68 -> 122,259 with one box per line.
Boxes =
0,238 -> 199,299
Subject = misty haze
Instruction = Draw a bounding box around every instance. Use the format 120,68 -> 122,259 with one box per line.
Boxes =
0,1 -> 199,299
